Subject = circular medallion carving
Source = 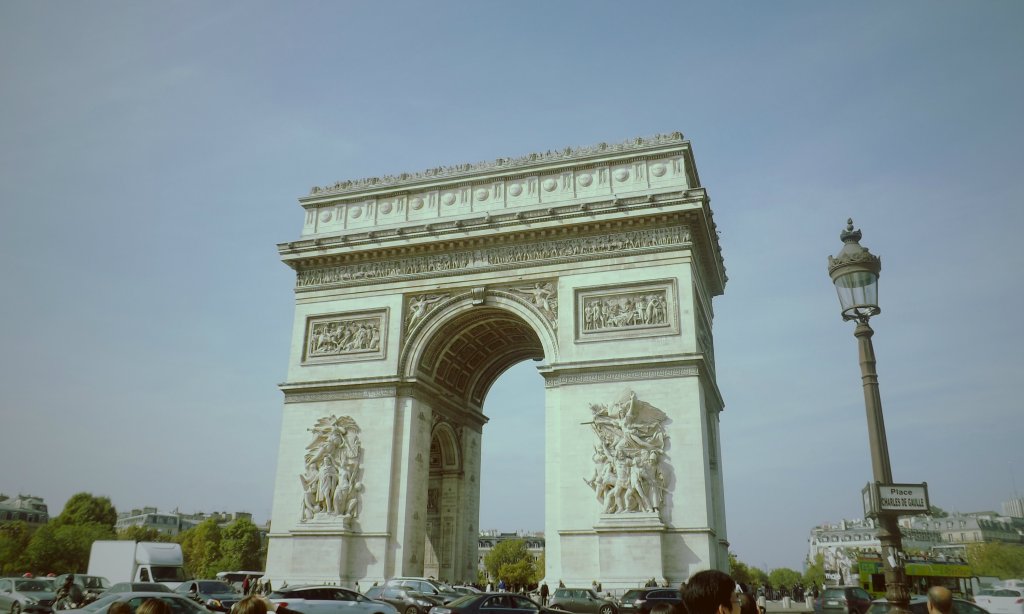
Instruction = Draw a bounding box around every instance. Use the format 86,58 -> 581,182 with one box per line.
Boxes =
475,189 -> 489,201
442,193 -> 457,206
380,202 -> 393,215
319,210 -> 333,223
651,163 -> 667,177
410,197 -> 424,210
350,207 -> 362,219
577,173 -> 593,187
508,183 -> 523,197
613,169 -> 630,182
542,178 -> 557,192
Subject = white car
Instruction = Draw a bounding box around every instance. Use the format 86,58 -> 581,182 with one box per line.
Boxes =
975,588 -> 1024,614
269,585 -> 398,614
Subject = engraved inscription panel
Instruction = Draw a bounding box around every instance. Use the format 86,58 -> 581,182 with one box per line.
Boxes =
575,280 -> 679,342
303,309 -> 388,364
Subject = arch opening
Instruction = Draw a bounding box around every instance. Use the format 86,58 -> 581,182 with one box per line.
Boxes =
414,303 -> 548,583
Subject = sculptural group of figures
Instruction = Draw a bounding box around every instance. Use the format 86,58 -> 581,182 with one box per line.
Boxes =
582,293 -> 667,331
299,416 -> 365,523
584,390 -> 668,515
308,319 -> 381,356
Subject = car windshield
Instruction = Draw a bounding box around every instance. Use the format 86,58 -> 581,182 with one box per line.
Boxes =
823,590 -> 847,599
622,591 -> 643,601
84,577 -> 111,590
120,596 -> 207,614
15,580 -> 50,592
81,595 -> 124,613
198,582 -> 236,594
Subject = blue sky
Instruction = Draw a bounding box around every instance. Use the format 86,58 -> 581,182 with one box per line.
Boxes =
1,2 -> 1022,572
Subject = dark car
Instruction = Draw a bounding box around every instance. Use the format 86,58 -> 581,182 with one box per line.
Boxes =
428,593 -> 559,614
365,586 -> 444,614
819,587 -> 873,614
867,596 -> 990,614
618,589 -> 682,614
549,589 -> 617,614
175,580 -> 241,612
62,591 -> 209,614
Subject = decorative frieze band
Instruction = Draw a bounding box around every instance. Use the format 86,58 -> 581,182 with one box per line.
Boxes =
543,366 -> 698,388
283,386 -> 397,404
296,225 -> 690,290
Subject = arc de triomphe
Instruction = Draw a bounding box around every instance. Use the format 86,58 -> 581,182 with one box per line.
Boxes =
265,133 -> 728,588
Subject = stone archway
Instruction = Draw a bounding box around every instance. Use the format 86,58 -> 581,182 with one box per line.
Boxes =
266,133 -> 728,588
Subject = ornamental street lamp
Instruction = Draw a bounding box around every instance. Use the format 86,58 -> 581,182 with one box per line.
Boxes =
827,219 -> 911,614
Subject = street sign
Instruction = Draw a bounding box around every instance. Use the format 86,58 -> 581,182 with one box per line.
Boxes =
863,482 -> 929,516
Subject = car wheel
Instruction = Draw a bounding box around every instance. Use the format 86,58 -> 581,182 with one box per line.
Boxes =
11,603 -> 20,614
600,606 -> 615,614
405,606 -> 419,614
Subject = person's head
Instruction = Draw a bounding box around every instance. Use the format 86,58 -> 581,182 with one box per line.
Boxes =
234,595 -> 270,614
651,602 -> 685,614
64,575 -> 74,586
927,587 -> 953,614
108,602 -> 131,614
136,599 -> 172,614
737,591 -> 758,614
683,570 -> 738,614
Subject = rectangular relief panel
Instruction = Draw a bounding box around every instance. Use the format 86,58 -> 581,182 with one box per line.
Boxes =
575,279 -> 679,343
302,309 -> 388,364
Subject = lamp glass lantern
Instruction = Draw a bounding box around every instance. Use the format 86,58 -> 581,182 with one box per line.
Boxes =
828,219 -> 882,321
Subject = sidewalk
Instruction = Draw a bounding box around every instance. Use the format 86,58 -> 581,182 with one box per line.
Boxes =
764,600 -> 814,614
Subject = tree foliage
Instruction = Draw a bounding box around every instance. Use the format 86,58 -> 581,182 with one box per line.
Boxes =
483,540 -> 538,586
929,506 -> 950,518
730,552 -> 768,589
24,522 -> 114,573
176,518 -> 264,578
0,521 -> 33,574
803,553 -> 826,588
219,518 -> 263,572
57,493 -> 117,529
967,543 -> 1024,579
118,526 -> 174,542
768,567 -> 802,589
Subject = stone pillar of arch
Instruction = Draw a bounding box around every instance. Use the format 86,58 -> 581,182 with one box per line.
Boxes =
265,133 -> 728,588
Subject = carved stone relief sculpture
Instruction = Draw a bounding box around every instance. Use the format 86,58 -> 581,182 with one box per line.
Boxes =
575,280 -> 678,342
300,415 -> 365,527
303,310 -> 387,363
583,389 -> 669,518
509,281 -> 557,329
406,294 -> 450,330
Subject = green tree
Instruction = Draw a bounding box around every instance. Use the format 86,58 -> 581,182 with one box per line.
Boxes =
57,493 -> 117,529
929,506 -> 950,518
218,518 -> 263,573
25,522 -> 114,573
749,567 -> 769,589
177,519 -> 223,578
803,553 -> 825,588
484,540 -> 533,584
768,568 -> 802,589
118,526 -> 174,542
730,552 -> 754,587
967,543 -> 1024,579
533,552 -> 546,585
0,521 -> 33,574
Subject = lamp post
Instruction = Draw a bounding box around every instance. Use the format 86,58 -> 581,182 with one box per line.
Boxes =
827,219 -> 910,614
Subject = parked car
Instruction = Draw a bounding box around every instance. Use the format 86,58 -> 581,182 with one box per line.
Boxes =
974,588 -> 1024,614
268,585 -> 397,614
98,583 -> 173,598
548,588 -> 617,614
0,577 -> 56,614
450,588 -> 480,597
617,589 -> 682,614
54,576 -> 111,605
867,596 -> 990,614
365,585 -> 444,614
819,587 -> 873,614
384,580 -> 461,605
175,581 -> 242,612
62,591 -> 210,614
428,593 -> 559,614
